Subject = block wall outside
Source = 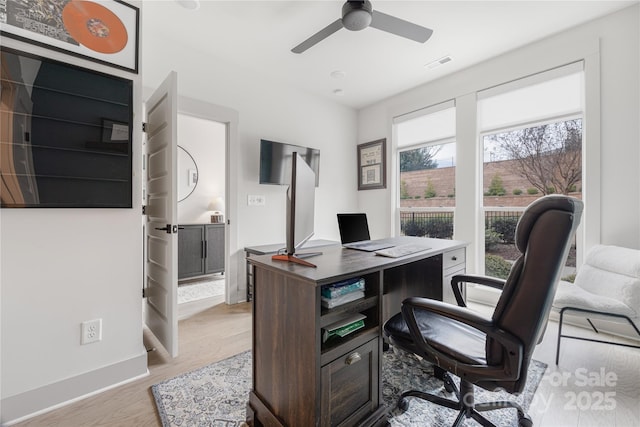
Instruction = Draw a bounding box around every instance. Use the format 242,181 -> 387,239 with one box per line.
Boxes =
400,159 -> 582,208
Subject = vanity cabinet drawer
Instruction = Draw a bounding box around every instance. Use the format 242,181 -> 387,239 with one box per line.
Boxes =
443,247 -> 465,270
321,338 -> 379,427
443,248 -> 466,305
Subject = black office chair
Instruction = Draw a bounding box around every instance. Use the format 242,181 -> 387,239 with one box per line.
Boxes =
383,195 -> 583,427
337,213 -> 371,244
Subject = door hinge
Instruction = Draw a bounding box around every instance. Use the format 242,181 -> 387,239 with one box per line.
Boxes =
142,205 -> 147,215
142,122 -> 148,133
142,288 -> 146,298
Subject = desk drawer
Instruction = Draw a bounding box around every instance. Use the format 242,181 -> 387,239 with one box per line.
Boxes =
321,338 -> 379,427
443,248 -> 465,270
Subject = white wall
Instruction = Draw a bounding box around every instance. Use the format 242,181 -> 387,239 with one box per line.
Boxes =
0,5 -> 147,421
358,5 -> 640,274
176,114 -> 226,225
142,30 -> 360,300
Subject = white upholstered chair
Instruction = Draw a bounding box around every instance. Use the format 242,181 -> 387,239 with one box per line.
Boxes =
553,244 -> 640,364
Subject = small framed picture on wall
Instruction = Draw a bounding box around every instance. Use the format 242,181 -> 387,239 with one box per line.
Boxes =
357,139 -> 386,190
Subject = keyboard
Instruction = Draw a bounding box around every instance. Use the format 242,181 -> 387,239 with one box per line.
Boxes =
343,240 -> 395,252
375,244 -> 431,258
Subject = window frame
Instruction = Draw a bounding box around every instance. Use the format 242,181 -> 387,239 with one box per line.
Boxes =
477,113 -> 583,272
389,56 -> 599,282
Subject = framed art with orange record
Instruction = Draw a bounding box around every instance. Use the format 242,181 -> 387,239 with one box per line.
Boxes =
0,0 -> 139,73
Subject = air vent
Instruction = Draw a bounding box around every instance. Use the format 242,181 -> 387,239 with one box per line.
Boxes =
425,56 -> 452,70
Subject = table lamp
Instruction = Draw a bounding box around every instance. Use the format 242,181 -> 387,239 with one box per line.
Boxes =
209,197 -> 225,223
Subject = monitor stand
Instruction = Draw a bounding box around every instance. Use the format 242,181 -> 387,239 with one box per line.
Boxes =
272,251 -> 322,268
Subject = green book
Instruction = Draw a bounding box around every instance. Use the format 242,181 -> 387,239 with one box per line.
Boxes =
322,314 -> 366,343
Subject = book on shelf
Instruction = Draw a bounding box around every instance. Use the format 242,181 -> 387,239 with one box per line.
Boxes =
321,290 -> 365,309
322,313 -> 366,343
321,277 -> 365,299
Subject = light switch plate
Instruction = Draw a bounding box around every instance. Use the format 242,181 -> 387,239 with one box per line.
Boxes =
248,195 -> 266,206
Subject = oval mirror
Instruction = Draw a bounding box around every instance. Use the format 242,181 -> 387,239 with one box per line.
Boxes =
177,145 -> 198,202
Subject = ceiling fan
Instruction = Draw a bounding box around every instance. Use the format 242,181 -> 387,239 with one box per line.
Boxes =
292,0 -> 433,54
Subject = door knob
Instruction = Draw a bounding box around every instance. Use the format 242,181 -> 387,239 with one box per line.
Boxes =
155,224 -> 177,233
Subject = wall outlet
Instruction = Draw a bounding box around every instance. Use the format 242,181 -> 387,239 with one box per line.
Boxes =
248,195 -> 266,206
81,319 -> 102,345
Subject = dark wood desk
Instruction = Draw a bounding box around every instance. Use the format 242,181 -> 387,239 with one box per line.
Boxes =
246,236 -> 467,427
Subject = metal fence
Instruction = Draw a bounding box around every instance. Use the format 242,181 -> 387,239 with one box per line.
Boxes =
400,210 -> 454,239
400,209 -> 524,240
401,208 -> 576,278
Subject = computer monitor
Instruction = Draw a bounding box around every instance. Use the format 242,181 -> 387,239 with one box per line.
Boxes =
272,152 -> 320,267
337,213 -> 371,244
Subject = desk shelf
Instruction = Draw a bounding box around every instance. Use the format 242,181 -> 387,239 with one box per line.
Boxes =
320,272 -> 381,355
320,295 -> 378,327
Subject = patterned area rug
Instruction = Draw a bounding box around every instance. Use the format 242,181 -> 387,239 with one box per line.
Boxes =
177,279 -> 225,304
152,349 -> 546,427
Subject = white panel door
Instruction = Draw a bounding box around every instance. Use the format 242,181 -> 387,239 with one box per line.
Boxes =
144,72 -> 178,357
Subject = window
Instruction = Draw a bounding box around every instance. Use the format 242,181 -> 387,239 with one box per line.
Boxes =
477,64 -> 584,281
394,102 -> 456,239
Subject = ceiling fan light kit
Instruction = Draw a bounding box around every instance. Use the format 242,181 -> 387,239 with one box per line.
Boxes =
292,0 -> 433,54
176,0 -> 200,11
342,1 -> 373,31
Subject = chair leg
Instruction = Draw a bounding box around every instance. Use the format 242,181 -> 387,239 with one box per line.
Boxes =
451,409 -> 468,427
396,377 -> 532,427
556,309 -> 565,365
476,399 -> 531,421
555,307 -> 640,366
468,409 -> 498,427
398,389 -> 460,412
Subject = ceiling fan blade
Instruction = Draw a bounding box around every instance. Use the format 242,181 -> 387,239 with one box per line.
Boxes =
292,19 -> 344,54
370,10 -> 433,43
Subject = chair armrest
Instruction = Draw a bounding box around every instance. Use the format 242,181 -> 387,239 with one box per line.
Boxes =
401,296 -> 523,382
450,274 -> 506,308
452,274 -> 506,291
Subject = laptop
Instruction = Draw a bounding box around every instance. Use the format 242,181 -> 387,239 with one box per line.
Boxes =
337,213 -> 395,252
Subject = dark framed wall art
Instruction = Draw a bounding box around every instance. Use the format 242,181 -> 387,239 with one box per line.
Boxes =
0,0 -> 139,73
357,139 -> 387,190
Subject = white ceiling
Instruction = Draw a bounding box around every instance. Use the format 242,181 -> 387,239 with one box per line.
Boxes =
141,0 -> 636,109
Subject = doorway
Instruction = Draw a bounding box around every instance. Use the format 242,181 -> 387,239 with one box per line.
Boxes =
144,79 -> 240,357
176,113 -> 227,319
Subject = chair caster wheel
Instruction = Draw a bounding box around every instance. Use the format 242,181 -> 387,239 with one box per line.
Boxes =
443,381 -> 455,393
518,414 -> 533,427
442,374 -> 456,394
398,397 -> 409,413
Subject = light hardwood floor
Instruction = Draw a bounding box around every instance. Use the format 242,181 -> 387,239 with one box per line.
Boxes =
11,301 -> 640,426
13,300 -> 252,427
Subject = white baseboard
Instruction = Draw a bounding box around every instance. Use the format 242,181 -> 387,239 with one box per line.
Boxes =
1,351 -> 148,425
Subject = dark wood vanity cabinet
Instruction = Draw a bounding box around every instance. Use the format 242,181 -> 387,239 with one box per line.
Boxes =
178,224 -> 224,279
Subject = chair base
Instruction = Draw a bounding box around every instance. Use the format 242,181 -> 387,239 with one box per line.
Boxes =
397,374 -> 532,427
